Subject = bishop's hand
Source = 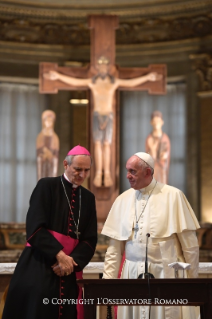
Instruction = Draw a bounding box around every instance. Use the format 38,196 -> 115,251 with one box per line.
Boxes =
54,250 -> 78,276
51,262 -> 62,276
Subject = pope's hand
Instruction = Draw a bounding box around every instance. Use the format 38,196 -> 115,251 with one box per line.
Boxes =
55,251 -> 78,276
43,70 -> 59,81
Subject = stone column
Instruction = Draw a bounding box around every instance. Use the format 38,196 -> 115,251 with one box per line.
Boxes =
190,54 -> 212,222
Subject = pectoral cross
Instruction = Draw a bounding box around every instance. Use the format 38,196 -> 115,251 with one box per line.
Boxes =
133,222 -> 139,239
75,229 -> 81,239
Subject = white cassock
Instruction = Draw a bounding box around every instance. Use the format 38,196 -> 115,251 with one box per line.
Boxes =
102,178 -> 200,319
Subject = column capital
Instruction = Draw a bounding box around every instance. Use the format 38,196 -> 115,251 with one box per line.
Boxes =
189,53 -> 212,96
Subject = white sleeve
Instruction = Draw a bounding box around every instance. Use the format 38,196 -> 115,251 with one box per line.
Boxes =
103,238 -> 125,279
177,230 -> 199,278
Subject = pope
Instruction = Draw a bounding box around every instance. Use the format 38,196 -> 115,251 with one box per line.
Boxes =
102,152 -> 200,319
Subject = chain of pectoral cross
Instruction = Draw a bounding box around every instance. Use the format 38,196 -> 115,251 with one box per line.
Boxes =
133,181 -> 157,239
61,176 -> 81,239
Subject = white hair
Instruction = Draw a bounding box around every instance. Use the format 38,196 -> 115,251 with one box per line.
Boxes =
65,155 -> 92,166
138,158 -> 154,176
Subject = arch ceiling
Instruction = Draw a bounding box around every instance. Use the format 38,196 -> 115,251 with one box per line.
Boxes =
0,0 -> 212,65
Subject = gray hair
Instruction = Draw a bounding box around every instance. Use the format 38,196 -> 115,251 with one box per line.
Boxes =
138,158 -> 154,176
65,155 -> 92,166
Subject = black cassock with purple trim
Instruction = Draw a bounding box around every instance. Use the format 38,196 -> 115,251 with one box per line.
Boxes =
3,175 -> 97,319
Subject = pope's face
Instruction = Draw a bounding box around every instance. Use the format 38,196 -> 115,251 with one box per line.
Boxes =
64,155 -> 91,186
126,156 -> 148,190
151,116 -> 164,130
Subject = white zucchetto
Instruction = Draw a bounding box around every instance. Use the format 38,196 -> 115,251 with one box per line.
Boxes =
134,152 -> 154,169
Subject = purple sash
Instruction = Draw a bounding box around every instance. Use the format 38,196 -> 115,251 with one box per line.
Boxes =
27,229 -> 84,319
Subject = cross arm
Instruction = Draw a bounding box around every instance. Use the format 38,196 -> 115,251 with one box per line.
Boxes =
45,71 -> 91,88
39,63 -> 91,94
116,72 -> 162,89
117,64 -> 167,95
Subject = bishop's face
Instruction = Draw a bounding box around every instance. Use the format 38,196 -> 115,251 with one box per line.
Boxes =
126,156 -> 149,190
64,155 -> 91,186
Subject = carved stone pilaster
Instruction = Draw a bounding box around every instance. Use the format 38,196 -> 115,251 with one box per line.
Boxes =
190,53 -> 212,223
190,53 -> 212,95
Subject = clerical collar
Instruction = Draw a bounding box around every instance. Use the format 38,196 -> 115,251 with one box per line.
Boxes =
139,178 -> 157,195
63,173 -> 78,188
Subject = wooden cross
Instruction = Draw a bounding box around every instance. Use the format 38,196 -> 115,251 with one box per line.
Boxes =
39,15 -> 166,222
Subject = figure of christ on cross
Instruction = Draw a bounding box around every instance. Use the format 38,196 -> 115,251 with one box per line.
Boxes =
44,57 -> 162,188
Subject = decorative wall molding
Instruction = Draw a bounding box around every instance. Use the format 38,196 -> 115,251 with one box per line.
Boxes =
0,2 -> 212,66
0,76 -> 38,84
190,53 -> 212,92
0,13 -> 212,46
0,18 -> 90,45
0,0 -> 212,20
118,14 -> 212,44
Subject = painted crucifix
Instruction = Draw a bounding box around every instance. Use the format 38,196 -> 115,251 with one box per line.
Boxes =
39,15 -> 166,221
